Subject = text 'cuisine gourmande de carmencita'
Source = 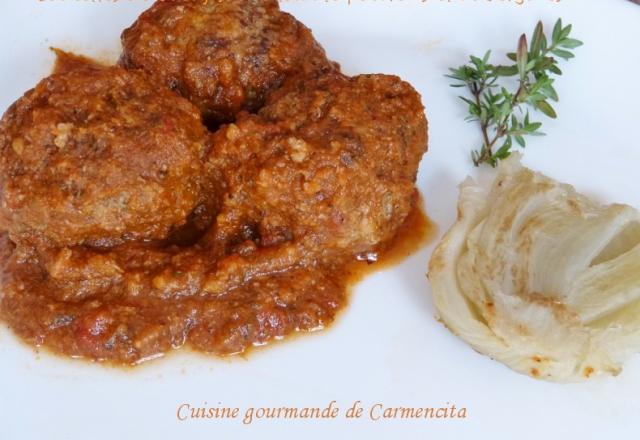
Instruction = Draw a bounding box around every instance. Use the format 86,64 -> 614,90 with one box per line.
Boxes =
175,401 -> 468,423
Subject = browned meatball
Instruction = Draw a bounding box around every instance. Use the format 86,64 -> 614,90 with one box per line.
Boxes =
210,73 -> 428,258
261,73 -> 428,183
0,59 -> 210,248
0,61 -> 429,364
120,0 -> 336,125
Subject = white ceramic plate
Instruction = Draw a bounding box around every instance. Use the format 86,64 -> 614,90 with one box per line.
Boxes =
1,1 -> 640,439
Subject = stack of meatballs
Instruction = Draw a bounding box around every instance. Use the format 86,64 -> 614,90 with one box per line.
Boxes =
0,0 -> 428,363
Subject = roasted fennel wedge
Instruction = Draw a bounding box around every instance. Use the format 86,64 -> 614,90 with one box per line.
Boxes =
429,156 -> 640,382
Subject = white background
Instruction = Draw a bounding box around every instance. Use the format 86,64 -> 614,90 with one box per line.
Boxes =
1,0 -> 640,439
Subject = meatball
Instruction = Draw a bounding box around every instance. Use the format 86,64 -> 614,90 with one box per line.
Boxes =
261,73 -> 428,182
0,59 -> 210,247
120,0 -> 336,125
210,73 -> 428,258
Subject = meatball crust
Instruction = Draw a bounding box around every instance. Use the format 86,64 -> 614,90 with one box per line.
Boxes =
0,61 -> 210,247
210,73 -> 428,257
260,72 -> 428,182
120,0 -> 336,125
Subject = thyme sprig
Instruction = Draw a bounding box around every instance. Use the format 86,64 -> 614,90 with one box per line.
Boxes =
447,19 -> 583,167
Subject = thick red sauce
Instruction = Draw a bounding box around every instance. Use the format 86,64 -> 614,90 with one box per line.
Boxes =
0,201 -> 434,366
0,50 -> 430,367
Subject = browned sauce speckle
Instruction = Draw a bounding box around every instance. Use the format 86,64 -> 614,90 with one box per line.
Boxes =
52,49 -> 107,74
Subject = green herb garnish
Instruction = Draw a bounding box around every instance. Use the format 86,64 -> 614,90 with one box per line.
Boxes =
447,19 -> 583,167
